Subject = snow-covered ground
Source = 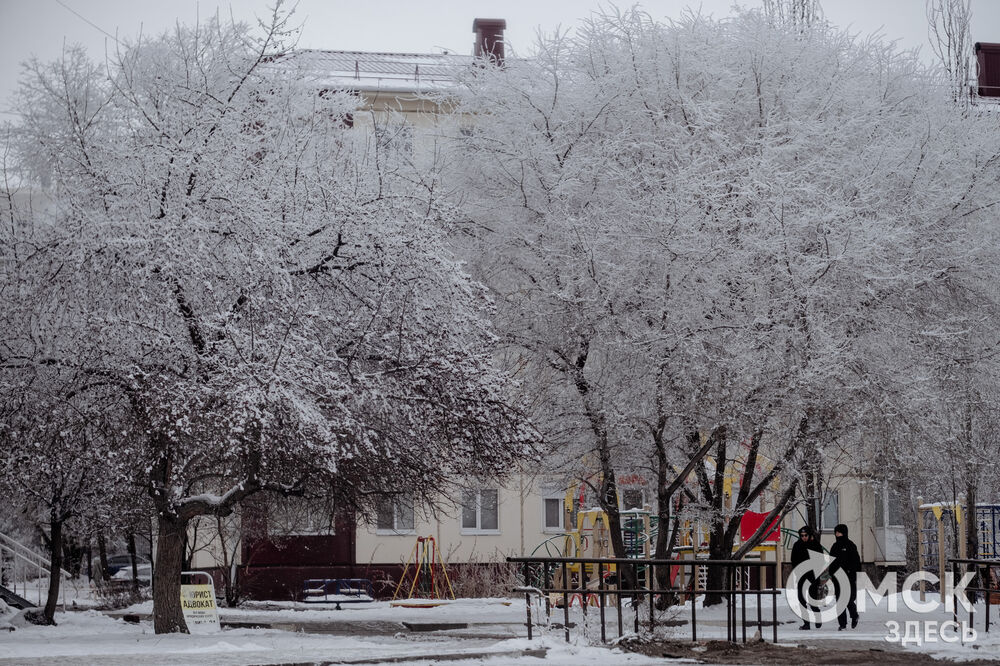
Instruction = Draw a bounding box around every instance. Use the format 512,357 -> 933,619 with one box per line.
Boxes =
648,591 -> 1000,662
0,598 -> 665,665
3,590 -> 1000,663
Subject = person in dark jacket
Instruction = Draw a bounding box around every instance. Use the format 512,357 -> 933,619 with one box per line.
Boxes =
790,525 -> 824,629
829,523 -> 861,629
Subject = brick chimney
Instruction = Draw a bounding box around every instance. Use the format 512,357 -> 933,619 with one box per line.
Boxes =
473,18 -> 506,64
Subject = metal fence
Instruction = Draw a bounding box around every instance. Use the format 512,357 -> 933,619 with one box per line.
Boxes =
508,556 -> 780,644
0,531 -> 71,610
949,558 -> 1000,633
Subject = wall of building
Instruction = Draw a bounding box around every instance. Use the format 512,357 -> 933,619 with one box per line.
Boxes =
777,471 -> 906,566
355,475 -> 564,567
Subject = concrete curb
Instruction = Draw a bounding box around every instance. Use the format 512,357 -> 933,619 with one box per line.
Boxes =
266,647 -> 549,665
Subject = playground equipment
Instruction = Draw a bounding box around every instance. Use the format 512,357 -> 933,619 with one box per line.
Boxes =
917,500 -> 1000,561
529,436 -> 786,601
917,500 -> 1000,603
975,504 -> 1000,559
391,536 -> 455,602
528,478 -> 785,602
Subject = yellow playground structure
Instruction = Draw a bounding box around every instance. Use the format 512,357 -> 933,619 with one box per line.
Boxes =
528,474 -> 784,597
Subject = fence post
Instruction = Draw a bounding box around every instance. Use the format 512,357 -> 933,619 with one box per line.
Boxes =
562,560 -> 569,643
691,561 -> 697,642
938,516 -> 947,606
649,562 -> 655,630
756,569 -> 762,636
741,564 -> 747,643
524,563 -> 533,640
633,562 -> 639,634
598,561 -> 606,643
525,590 -> 533,640
917,497 -> 926,602
772,562 -> 778,643
952,560 -> 957,626
617,562 -> 624,638
733,566 -> 738,643
544,565 -> 552,626
986,563 -> 992,633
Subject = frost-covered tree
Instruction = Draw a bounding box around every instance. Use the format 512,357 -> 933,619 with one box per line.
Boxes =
2,7 -> 532,633
927,0 -> 974,106
763,0 -> 822,29
0,365 -> 137,624
448,6 -> 1000,603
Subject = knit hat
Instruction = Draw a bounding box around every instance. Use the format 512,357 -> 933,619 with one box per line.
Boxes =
834,523 -> 848,536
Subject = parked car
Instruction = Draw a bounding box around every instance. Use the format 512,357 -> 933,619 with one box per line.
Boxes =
106,554 -> 150,577
111,562 -> 152,585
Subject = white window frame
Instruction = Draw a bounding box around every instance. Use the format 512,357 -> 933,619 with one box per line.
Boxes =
460,488 -> 501,535
376,497 -> 415,535
542,495 -> 565,533
819,490 -> 840,532
875,483 -> 905,528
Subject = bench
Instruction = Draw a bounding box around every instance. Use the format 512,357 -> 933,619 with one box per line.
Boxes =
302,578 -> 374,609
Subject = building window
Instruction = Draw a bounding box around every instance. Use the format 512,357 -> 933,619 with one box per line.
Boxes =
820,491 -> 840,531
376,497 -> 415,534
267,496 -> 336,536
543,496 -> 564,532
875,485 -> 905,528
887,491 -> 904,527
461,488 -> 500,534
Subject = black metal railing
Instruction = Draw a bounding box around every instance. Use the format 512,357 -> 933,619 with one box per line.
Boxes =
508,556 -> 780,644
949,558 -> 1000,633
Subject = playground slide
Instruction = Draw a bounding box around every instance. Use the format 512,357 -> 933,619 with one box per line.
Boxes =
0,584 -> 35,610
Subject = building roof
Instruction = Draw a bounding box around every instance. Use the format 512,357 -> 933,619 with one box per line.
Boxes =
277,49 -> 473,94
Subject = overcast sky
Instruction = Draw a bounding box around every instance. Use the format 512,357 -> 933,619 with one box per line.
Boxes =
2,0 -> 999,116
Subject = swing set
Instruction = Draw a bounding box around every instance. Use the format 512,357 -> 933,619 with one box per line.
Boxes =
391,536 -> 455,605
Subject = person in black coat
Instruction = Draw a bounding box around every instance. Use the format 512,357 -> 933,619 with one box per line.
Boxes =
790,525 -> 824,629
829,523 -> 861,629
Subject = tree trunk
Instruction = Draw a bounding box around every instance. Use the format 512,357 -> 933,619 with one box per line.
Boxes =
804,470 -> 819,530
153,515 -> 190,634
653,499 -> 671,590
42,516 -> 63,625
900,480 -> 920,580
653,430 -> 716,593
216,516 -> 237,607
96,533 -> 110,581
703,520 -> 731,606
62,533 -> 83,577
653,426 -> 672,564
966,480 -> 979,602
599,468 -> 638,591
127,531 -> 140,594
655,509 -> 685,608
797,414 -> 819,531
702,427 -> 728,607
